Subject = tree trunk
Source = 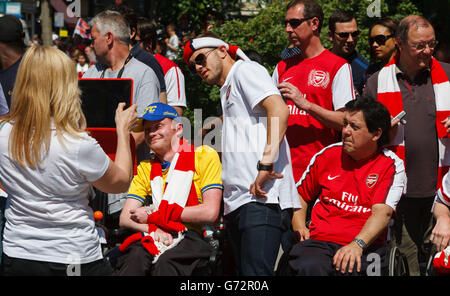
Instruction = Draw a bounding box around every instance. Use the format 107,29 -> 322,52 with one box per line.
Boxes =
40,0 -> 53,46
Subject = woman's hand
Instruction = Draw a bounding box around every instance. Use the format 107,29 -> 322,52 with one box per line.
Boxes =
115,103 -> 138,134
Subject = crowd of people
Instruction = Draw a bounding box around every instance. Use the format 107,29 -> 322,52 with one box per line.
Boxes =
0,0 -> 449,277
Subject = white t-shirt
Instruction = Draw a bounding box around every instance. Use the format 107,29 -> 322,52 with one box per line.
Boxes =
220,60 -> 300,215
166,34 -> 179,61
0,122 -> 110,264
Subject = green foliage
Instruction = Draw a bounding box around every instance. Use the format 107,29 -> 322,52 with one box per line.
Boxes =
155,0 -> 241,30
318,0 -> 420,61
212,1 -> 289,73
179,0 -> 421,125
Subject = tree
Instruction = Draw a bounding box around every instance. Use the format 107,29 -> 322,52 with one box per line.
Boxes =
40,0 -> 53,46
180,0 -> 421,126
151,0 -> 242,32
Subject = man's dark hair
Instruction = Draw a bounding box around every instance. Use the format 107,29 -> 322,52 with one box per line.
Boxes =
344,96 -> 391,147
137,17 -> 158,52
286,0 -> 324,33
328,9 -> 355,33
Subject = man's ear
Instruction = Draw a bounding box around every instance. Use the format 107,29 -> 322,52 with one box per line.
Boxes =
395,37 -> 403,51
105,31 -> 114,46
372,128 -> 382,143
217,45 -> 228,59
328,29 -> 334,42
130,27 -> 136,40
310,17 -> 320,34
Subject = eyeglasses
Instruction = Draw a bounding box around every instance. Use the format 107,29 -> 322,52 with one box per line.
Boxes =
283,17 -> 314,28
409,40 -> 438,52
189,48 -> 216,74
369,34 -> 393,46
334,30 -> 360,39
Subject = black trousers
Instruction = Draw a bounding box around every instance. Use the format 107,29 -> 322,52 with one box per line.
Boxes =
288,239 -> 388,276
115,230 -> 213,276
2,254 -> 113,276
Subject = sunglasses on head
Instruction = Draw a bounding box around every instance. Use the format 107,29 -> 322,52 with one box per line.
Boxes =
334,30 -> 360,39
369,34 -> 393,46
283,17 -> 314,28
189,48 -> 216,74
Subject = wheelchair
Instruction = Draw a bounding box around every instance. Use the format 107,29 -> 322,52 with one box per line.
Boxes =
90,187 -> 228,276
388,244 -> 409,276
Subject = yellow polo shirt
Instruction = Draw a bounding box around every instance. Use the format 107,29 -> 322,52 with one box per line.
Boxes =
126,145 -> 223,206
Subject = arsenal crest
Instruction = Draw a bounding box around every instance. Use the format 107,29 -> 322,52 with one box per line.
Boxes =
366,173 -> 379,188
308,69 -> 330,89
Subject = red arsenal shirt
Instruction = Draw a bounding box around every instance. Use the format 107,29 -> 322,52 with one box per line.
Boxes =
297,143 -> 405,246
273,50 -> 355,182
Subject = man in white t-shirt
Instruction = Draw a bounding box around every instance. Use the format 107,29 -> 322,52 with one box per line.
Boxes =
183,36 -> 300,276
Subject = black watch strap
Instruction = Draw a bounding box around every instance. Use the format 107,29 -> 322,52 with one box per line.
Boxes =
257,161 -> 273,171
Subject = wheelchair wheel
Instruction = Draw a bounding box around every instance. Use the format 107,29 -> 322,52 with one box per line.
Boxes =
388,246 -> 409,276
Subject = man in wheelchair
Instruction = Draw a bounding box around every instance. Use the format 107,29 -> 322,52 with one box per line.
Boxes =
109,103 -> 224,276
288,97 -> 406,276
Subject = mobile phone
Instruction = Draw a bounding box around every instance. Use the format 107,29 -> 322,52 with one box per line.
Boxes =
392,111 -> 406,125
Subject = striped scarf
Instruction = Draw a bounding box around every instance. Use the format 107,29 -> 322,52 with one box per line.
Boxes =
119,139 -> 199,262
377,55 -> 450,189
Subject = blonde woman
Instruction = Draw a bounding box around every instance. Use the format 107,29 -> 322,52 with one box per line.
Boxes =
0,46 -> 137,276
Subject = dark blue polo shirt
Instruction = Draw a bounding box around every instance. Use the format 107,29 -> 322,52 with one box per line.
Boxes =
346,51 -> 369,95
0,55 -> 22,108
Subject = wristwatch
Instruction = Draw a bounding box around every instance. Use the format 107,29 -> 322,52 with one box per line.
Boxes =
257,160 -> 273,171
353,238 -> 367,249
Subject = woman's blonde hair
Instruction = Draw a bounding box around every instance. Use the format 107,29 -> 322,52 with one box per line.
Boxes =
8,45 -> 87,167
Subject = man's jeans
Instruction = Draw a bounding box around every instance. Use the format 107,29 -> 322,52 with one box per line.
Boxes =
225,202 -> 292,276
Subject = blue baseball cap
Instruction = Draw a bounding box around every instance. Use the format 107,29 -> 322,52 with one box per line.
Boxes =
134,102 -> 181,132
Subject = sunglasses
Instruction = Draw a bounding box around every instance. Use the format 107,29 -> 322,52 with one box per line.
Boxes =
189,48 -> 216,74
283,17 -> 314,28
334,30 -> 360,39
369,34 -> 393,46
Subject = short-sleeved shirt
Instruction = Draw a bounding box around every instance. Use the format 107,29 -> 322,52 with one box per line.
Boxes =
273,49 -> 355,182
155,53 -> 187,108
130,44 -> 166,93
221,60 -> 300,215
297,143 -> 405,246
363,62 -> 450,197
345,51 -> 369,95
0,121 -> 109,264
126,145 -> 223,208
0,56 -> 22,108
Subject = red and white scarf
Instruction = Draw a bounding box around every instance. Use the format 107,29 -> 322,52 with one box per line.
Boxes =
433,246 -> 450,275
377,55 -> 450,189
119,139 -> 199,262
